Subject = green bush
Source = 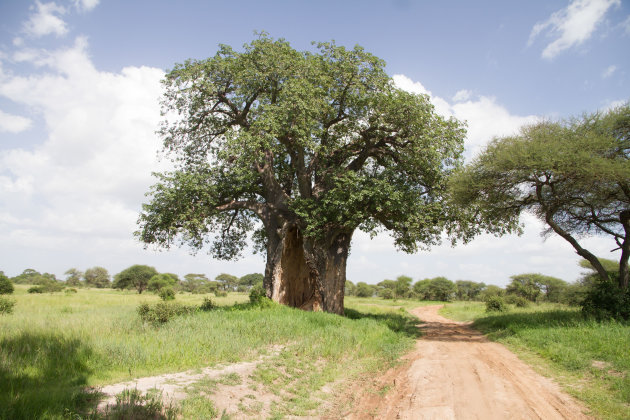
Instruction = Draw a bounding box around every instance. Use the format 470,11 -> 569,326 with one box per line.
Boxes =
137,302 -> 197,324
505,294 -> 530,307
158,287 -> 175,301
199,297 -> 215,311
582,277 -> 630,320
64,288 -> 78,294
485,296 -> 507,312
214,290 -> 228,297
379,288 -> 394,299
0,296 -> 16,314
249,285 -> 266,303
27,281 -> 64,294
0,274 -> 14,294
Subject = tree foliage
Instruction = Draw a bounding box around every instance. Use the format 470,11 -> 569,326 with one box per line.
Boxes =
413,277 -> 456,301
506,274 -> 542,302
83,267 -> 111,288
113,265 -> 158,294
0,273 -> 14,295
215,273 -> 238,291
455,280 -> 486,301
238,273 -> 264,287
64,268 -> 83,287
148,273 -> 178,292
450,105 -> 630,290
10,269 -> 57,285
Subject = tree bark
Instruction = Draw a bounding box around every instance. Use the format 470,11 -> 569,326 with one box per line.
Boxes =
618,210 -> 630,290
263,221 -> 352,315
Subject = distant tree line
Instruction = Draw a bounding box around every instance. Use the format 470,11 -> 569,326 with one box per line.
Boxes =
3,266 -> 264,297
344,261 -> 610,306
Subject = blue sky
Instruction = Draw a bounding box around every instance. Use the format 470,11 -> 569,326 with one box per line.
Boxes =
0,0 -> 628,285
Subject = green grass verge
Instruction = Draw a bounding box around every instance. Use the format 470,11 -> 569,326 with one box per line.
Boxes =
440,302 -> 630,420
0,286 -> 420,419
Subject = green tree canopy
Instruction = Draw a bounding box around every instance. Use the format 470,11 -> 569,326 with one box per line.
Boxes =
83,267 -> 111,288
395,275 -> 413,298
215,273 -> 239,291
113,265 -> 157,294
506,274 -> 543,302
181,273 -> 212,293
148,273 -> 178,292
450,105 -> 630,290
64,268 -> 83,287
239,273 -> 264,287
455,280 -> 486,301
355,282 -> 375,298
0,273 -> 14,295
137,34 -> 467,314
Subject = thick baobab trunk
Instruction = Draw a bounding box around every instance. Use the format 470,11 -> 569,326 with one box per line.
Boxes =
263,221 -> 352,315
305,231 -> 352,315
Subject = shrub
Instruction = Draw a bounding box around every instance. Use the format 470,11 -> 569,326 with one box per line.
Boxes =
249,285 -> 266,303
199,297 -> 215,311
27,281 -> 64,293
0,296 -> 16,314
505,294 -> 529,307
379,288 -> 394,299
582,278 -> 630,320
214,290 -> 228,297
137,302 -> 197,324
159,287 -> 176,301
0,274 -> 14,294
64,288 -> 78,294
485,296 -> 507,313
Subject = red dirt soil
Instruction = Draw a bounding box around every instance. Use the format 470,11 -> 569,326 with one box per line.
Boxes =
347,305 -> 592,420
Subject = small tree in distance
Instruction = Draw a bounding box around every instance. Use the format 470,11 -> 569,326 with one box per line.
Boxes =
215,273 -> 238,292
84,267 -> 110,288
64,268 -> 83,287
113,265 -> 158,294
0,273 -> 14,295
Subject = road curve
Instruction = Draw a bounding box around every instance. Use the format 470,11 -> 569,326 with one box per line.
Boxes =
348,305 -> 592,420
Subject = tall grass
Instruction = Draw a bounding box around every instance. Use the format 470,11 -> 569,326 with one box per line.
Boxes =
440,302 -> 630,420
0,286 -> 418,419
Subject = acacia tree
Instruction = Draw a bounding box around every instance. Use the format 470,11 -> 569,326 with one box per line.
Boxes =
83,267 -> 111,288
137,35 -> 466,314
113,265 -> 157,294
450,105 -> 630,290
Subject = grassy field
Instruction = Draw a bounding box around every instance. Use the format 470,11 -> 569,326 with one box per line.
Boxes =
0,286 -> 420,419
440,302 -> 630,420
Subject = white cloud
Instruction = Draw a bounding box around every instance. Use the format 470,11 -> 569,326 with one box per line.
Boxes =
452,89 -> 472,102
602,64 -> 617,78
393,74 -> 538,158
391,74 -> 452,118
72,0 -> 100,12
0,37 -> 167,270
0,110 -> 32,133
529,0 -> 620,59
23,1 -> 68,38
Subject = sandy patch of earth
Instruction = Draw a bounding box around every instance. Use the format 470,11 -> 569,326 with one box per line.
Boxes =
97,350 -> 282,418
347,305 -> 592,420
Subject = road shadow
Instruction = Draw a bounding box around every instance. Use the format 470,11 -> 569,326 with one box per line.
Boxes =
0,331 -> 102,419
344,308 -> 423,338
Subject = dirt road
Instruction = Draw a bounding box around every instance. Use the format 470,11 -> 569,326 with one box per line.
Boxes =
348,305 -> 592,420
